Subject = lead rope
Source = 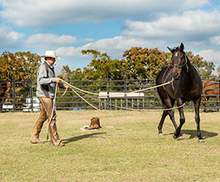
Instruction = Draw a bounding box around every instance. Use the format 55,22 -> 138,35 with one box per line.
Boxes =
59,78 -> 185,111
46,83 -> 58,142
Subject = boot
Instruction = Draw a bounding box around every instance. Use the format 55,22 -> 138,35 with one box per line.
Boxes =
30,134 -> 43,144
52,140 -> 65,147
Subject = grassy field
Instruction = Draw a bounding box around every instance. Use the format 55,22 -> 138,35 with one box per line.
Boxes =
0,110 -> 220,182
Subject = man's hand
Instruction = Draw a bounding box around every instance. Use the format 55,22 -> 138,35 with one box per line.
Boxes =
55,77 -> 62,84
65,84 -> 71,89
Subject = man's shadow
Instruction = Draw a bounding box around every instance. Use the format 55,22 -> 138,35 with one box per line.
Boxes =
62,132 -> 106,144
181,129 -> 218,139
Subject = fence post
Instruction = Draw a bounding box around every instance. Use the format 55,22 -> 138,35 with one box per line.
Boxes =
12,74 -> 16,112
107,71 -> 110,110
124,73 -> 128,109
30,74 -> 34,112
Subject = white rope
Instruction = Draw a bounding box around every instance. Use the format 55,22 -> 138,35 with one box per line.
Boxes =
60,78 -> 99,96
59,77 -> 184,111
70,87 -> 99,110
161,103 -> 185,111
60,78 -> 174,95
130,78 -> 174,93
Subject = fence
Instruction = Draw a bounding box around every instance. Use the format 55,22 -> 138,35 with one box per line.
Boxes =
0,76 -> 220,112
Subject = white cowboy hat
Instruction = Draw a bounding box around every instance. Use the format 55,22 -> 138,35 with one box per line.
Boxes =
41,50 -> 60,59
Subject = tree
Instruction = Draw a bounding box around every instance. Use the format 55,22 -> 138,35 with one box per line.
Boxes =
81,49 -> 126,81
0,51 -> 41,108
122,47 -> 171,79
0,51 -> 41,81
217,65 -> 220,76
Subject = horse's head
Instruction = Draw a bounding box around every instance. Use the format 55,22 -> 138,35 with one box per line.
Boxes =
167,43 -> 188,80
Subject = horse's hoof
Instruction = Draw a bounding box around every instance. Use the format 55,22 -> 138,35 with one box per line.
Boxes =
173,134 -> 183,140
173,134 -> 177,139
198,139 -> 205,143
158,133 -> 163,136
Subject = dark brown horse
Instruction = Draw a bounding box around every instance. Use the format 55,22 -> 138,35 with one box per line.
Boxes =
156,43 -> 203,142
0,81 -> 11,111
201,79 -> 220,112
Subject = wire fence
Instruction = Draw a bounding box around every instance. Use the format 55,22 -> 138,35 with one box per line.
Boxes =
0,76 -> 220,112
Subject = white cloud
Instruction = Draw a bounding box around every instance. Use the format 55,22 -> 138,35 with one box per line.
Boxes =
56,47 -> 84,57
0,26 -> 24,48
0,0 -> 209,27
55,36 -> 163,59
122,10 -> 220,42
197,50 -> 220,68
25,33 -> 93,48
210,36 -> 220,45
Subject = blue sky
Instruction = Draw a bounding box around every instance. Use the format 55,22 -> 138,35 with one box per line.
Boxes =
0,0 -> 220,74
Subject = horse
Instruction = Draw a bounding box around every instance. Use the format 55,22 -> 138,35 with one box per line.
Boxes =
156,43 -> 203,142
201,79 -> 220,112
0,81 -> 11,111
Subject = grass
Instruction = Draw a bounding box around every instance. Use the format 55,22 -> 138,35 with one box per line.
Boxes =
0,110 -> 220,182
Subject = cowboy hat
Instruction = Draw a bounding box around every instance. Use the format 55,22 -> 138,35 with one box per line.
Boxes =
41,50 -> 60,59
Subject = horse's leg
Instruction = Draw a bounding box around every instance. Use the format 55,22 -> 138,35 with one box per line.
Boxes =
158,98 -> 176,135
0,98 -> 3,112
168,109 -> 177,129
216,96 -> 219,112
158,110 -> 168,135
194,97 -> 204,142
173,99 -> 185,139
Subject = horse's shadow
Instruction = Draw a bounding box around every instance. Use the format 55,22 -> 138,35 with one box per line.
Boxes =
181,129 -> 218,139
62,132 -> 106,144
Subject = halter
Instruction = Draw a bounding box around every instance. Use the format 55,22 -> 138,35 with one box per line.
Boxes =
173,54 -> 189,72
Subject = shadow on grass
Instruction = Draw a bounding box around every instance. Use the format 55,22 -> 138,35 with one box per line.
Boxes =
163,130 -> 218,139
62,132 -> 107,144
181,129 -> 218,139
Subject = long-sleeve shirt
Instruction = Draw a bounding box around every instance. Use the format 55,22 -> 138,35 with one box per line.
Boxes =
36,61 -> 65,99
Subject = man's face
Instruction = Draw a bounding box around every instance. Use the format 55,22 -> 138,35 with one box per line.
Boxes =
46,57 -> 56,65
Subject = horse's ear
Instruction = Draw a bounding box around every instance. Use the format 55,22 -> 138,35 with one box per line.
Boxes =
167,46 -> 174,53
180,43 -> 184,51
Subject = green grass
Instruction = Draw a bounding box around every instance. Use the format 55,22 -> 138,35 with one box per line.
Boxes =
0,110 -> 220,182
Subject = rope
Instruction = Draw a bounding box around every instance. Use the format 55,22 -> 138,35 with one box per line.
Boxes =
70,87 -> 99,110
161,103 -> 185,111
60,78 -> 99,96
59,78 -> 184,111
130,78 -> 174,93
60,78 -> 174,95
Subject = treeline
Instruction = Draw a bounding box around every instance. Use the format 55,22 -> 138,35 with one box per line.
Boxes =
58,47 -> 215,82
0,47 -> 215,82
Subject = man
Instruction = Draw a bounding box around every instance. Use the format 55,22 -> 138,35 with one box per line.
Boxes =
30,50 -> 68,147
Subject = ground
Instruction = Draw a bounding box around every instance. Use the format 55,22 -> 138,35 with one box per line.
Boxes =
0,110 -> 220,182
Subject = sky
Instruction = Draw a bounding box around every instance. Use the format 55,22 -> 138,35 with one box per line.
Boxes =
0,0 -> 220,74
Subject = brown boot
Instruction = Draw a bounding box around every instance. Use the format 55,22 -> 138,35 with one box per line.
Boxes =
30,134 -> 43,144
52,140 -> 65,147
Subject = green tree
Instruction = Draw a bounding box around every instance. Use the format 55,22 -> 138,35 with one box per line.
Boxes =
123,47 -> 170,79
0,51 -> 41,81
81,49 -> 126,81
